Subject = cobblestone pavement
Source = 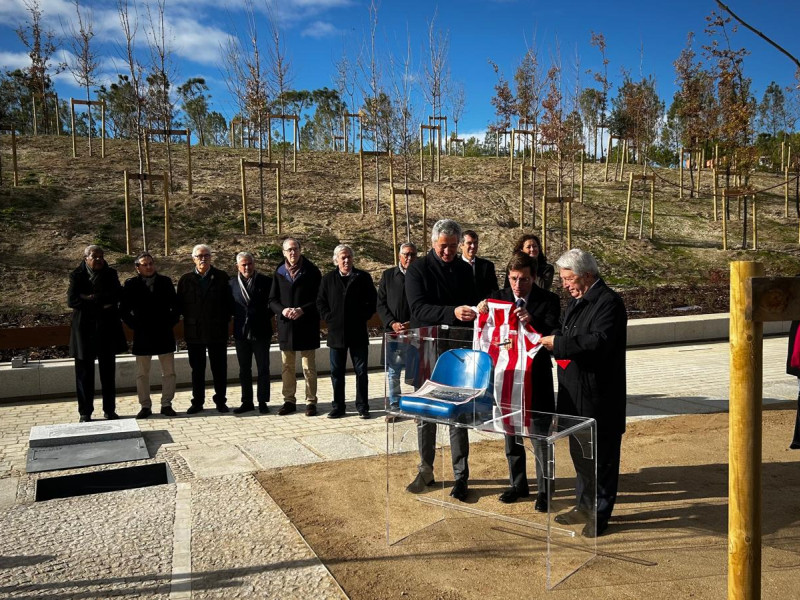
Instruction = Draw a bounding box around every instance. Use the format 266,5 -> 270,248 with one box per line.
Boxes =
0,337 -> 794,598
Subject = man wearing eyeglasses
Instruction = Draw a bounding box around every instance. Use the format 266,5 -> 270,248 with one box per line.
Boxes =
120,253 -> 180,418
377,242 -> 417,412
177,244 -> 233,414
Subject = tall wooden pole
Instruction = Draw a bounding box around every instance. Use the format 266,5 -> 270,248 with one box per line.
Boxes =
728,260 -> 764,600
70,100 -> 76,158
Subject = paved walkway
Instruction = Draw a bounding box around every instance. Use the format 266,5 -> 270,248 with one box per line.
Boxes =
0,337 -> 795,598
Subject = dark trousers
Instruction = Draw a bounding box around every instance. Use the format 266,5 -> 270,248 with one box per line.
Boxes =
329,344 -> 369,412
504,435 -> 548,496
74,353 -> 117,416
570,429 -> 622,524
187,342 -> 228,407
234,338 -> 270,405
792,391 -> 800,447
418,422 -> 469,482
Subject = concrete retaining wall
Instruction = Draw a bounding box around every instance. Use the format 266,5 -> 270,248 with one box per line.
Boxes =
0,313 -> 790,402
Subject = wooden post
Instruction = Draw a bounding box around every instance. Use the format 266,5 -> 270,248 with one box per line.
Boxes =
276,164 -> 282,234
579,149 -> 585,202
604,136 -> 612,182
70,99 -> 76,158
785,168 -> 789,218
390,187 -> 398,266
752,194 -> 757,250
163,174 -> 170,255
123,170 -> 132,255
144,133 -> 153,194
624,172 -> 633,241
728,260 -> 764,600
713,168 -> 719,222
186,131 -> 192,195
722,190 -> 728,251
679,147 -> 684,199
240,158 -> 248,235
359,150 -> 365,214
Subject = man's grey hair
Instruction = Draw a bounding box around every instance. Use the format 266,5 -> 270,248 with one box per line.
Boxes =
332,244 -> 354,264
282,237 -> 301,251
236,251 -> 254,263
192,244 -> 212,257
431,219 -> 461,243
555,248 -> 599,277
399,241 -> 416,253
84,244 -> 103,257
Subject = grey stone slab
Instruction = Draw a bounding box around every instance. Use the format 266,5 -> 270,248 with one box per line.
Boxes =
0,477 -> 18,508
29,419 -> 142,448
300,433 -> 379,460
26,437 -> 150,473
238,438 -> 322,469
179,445 -> 257,478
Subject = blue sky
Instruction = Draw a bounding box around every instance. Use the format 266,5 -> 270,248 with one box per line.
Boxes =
1,0 -> 798,142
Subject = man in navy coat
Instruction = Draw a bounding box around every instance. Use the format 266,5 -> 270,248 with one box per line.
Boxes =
230,252 -> 273,414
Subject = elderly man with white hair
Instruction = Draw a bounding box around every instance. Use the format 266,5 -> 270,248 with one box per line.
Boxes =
316,244 -> 378,419
177,244 -> 233,415
541,248 -> 627,537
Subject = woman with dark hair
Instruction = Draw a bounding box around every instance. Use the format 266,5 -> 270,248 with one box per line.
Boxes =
503,234 -> 555,290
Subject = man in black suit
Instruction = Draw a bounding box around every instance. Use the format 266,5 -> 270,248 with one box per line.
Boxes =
230,252 -> 273,414
479,253 -> 560,511
405,219 -> 478,501
377,242 -> 417,410
120,253 -> 180,419
541,248 -> 627,537
177,244 -> 233,414
68,245 -> 128,422
317,244 -> 378,419
460,229 -> 499,300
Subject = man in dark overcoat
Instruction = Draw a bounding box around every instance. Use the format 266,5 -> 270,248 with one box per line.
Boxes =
68,244 -> 128,422
316,244 -> 378,419
460,229 -> 499,300
541,248 -> 627,537
176,244 -> 233,414
269,237 -> 322,416
480,252 -> 560,511
405,219 -> 478,502
230,251 -> 273,414
120,252 -> 179,418
377,242 -> 417,409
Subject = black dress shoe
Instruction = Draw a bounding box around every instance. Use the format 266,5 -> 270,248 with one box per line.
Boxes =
582,520 -> 608,537
554,507 -> 591,526
79,415 -> 91,423
358,409 -> 371,419
160,406 -> 177,417
136,407 -> 152,419
534,493 -> 549,513
278,402 -> 297,416
258,402 -> 269,414
186,404 -> 204,415
216,404 -> 230,413
498,488 -> 530,504
406,473 -> 436,494
327,406 -> 345,419
450,479 -> 468,502
103,411 -> 119,420
305,404 -> 317,417
233,403 -> 255,414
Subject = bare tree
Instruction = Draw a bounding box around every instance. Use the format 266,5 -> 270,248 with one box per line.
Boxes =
590,32 -> 611,162
422,10 -> 449,181
65,0 -> 99,153
265,1 -> 292,170
117,0 -> 148,250
333,42 -> 357,150
16,0 -> 64,135
145,0 -> 177,190
450,82 -> 465,147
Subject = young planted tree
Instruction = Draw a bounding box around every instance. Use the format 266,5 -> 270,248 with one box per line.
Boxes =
488,61 -> 516,153
609,72 -> 664,163
266,4 -> 292,169
450,81 -> 465,148
177,78 -> 210,146
96,75 -> 138,138
589,32 -> 611,162
422,11 -> 450,181
65,0 -> 99,154
514,44 -> 543,158
333,44 -> 357,150
579,88 -> 603,160
540,62 -> 567,192
16,0 -> 63,135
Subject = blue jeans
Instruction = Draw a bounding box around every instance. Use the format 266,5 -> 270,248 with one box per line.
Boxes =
385,339 -> 408,408
234,338 -> 270,405
329,344 -> 369,412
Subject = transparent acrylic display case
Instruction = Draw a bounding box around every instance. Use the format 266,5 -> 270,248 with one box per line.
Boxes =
384,325 -> 597,589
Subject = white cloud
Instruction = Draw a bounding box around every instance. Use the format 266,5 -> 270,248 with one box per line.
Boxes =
169,17 -> 234,65
456,129 -> 491,142
0,50 -> 30,71
301,20 -> 337,39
